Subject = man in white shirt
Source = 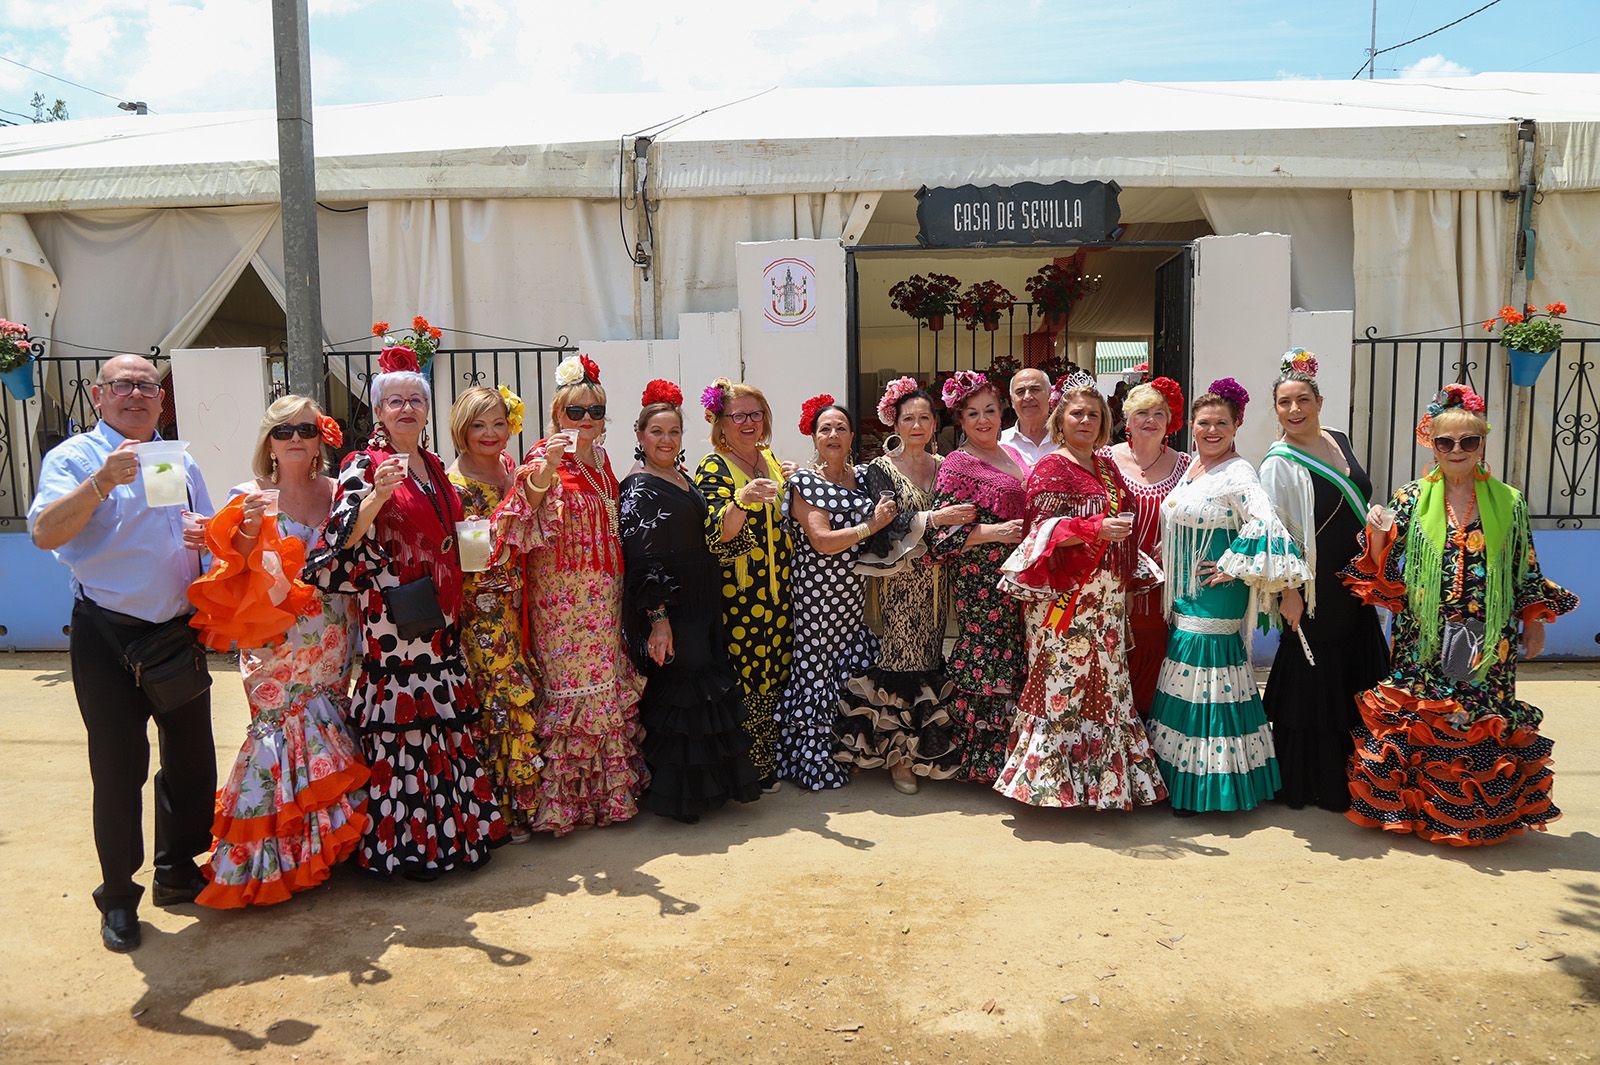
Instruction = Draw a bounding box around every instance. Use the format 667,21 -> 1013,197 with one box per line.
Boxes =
1000,368 -> 1054,466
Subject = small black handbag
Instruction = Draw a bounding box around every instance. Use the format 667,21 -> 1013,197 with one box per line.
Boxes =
84,602 -> 212,716
382,576 -> 447,641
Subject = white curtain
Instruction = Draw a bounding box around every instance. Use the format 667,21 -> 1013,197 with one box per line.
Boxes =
653,193 -> 858,337
1352,190 -> 1510,336
1196,188 -> 1355,312
252,206 -> 374,349
27,206 -> 279,359
366,199 -> 638,347
0,214 -> 59,346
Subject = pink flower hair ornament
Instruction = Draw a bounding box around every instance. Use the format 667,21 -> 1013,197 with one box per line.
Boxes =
940,369 -> 992,411
877,376 -> 922,427
1205,377 -> 1250,419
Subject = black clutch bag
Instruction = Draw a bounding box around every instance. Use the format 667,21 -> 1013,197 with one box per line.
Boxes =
382,576 -> 447,641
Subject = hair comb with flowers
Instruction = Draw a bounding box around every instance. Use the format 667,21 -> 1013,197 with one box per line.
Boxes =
700,377 -> 731,417
1279,348 -> 1319,378
877,376 -> 921,427
1206,377 -> 1250,417
1415,382 -> 1489,448
798,393 -> 836,436
940,369 -> 990,410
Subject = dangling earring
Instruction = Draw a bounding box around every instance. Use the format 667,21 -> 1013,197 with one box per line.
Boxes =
370,422 -> 390,449
882,433 -> 904,458
634,444 -> 646,462
676,449 -> 687,468
309,457 -> 319,482
269,454 -> 279,483
1476,458 -> 1491,479
421,428 -> 430,451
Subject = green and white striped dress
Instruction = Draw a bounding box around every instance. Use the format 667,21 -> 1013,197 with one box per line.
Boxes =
1149,456 -> 1311,812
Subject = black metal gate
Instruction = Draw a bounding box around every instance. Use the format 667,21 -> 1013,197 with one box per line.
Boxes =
1152,248 -> 1194,451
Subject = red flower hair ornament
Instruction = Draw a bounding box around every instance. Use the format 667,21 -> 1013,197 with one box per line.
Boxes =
1148,376 -> 1185,435
317,413 -> 343,448
799,393 -> 836,436
378,345 -> 420,374
641,379 -> 684,408
579,354 -> 601,384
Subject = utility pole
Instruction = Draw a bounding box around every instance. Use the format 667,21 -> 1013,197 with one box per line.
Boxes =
271,0 -> 325,405
1368,0 -> 1377,78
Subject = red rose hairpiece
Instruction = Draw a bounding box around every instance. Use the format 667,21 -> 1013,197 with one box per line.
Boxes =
316,413 -> 343,448
641,379 -> 684,408
378,344 -> 420,375
1148,376 -> 1185,436
579,354 -> 601,385
799,393 -> 836,436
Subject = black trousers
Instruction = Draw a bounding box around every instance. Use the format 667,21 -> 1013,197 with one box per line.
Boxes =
69,599 -> 216,914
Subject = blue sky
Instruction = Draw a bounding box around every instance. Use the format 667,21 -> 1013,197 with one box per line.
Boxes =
2,0 -> 1598,123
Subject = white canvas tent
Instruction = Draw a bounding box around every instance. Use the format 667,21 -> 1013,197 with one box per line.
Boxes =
3,73 -> 1600,359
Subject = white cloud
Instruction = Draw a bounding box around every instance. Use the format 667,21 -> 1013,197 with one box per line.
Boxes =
1400,53 -> 1472,79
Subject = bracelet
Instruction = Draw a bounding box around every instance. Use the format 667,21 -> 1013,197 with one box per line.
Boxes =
855,522 -> 871,542
87,473 -> 108,502
646,606 -> 669,624
530,476 -> 553,492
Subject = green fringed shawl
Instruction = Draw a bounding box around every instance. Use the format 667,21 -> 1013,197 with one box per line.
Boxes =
1405,472 -> 1529,679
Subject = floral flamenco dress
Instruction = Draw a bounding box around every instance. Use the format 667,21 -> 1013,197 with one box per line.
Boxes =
927,448 -> 1028,784
305,449 -> 508,878
189,496 -> 368,907
449,467 -> 542,833
496,440 -> 645,835
694,449 -> 794,783
1340,474 -> 1577,845
1149,456 -> 1311,812
995,453 -> 1167,809
774,468 -> 878,790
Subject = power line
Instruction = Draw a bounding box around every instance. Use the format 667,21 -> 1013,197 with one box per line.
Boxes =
1352,0 -> 1507,79
0,52 -> 130,105
0,105 -> 36,123
1514,31 -> 1600,71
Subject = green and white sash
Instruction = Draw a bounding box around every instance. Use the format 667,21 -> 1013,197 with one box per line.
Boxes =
1264,440 -> 1369,516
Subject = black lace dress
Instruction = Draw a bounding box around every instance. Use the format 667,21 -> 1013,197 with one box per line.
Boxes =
620,472 -> 761,818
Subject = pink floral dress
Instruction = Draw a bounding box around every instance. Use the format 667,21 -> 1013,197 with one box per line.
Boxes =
497,441 -> 646,835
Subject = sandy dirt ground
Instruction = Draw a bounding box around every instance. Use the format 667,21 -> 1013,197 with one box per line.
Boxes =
1,652 -> 1597,1065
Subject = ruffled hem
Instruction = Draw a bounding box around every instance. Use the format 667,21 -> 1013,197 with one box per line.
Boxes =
188,496 -> 319,652
639,670 -> 761,817
776,682 -> 851,791
358,726 -> 509,877
198,809 -> 367,909
994,715 -> 1167,810
948,692 -> 1017,784
1216,523 -> 1312,593
835,670 -> 958,777
532,684 -> 647,835
482,696 -> 543,819
1157,760 -> 1281,812
1345,682 -> 1560,846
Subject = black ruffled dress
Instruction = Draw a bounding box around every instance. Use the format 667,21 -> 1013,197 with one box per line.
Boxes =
619,471 -> 762,818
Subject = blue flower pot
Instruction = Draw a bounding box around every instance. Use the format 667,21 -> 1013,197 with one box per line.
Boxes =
1508,347 -> 1554,387
1,361 -> 35,401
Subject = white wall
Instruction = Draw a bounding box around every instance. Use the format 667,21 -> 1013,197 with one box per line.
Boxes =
171,346 -> 269,502
735,239 -> 849,463
1190,234 -> 1291,462
1288,309 -> 1355,436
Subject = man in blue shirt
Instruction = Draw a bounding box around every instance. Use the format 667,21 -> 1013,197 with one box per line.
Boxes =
28,354 -> 216,953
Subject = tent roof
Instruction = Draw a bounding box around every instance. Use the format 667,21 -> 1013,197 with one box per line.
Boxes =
3,73 -> 1597,211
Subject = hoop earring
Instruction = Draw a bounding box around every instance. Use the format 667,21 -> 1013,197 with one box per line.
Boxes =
882,433 -> 904,457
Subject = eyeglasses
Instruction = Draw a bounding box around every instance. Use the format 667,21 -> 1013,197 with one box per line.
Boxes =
269,422 -> 320,440
563,404 -> 607,420
726,410 -> 764,425
1433,435 -> 1483,453
104,379 -> 161,398
382,396 -> 428,411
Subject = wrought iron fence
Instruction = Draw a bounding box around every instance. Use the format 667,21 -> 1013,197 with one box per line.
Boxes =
321,343 -> 577,463
0,343 -> 576,528
0,350 -> 173,529
1351,332 -> 1600,528
909,300 -> 1071,379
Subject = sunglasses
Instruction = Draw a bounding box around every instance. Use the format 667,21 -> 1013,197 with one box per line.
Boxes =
1433,435 -> 1483,454
104,379 -> 161,398
269,422 -> 320,440
563,404 -> 607,420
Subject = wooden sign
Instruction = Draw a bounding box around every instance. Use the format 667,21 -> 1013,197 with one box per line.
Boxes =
916,180 -> 1121,248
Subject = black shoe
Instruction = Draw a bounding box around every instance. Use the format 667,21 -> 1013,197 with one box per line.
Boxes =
101,908 -> 141,953
151,875 -> 206,908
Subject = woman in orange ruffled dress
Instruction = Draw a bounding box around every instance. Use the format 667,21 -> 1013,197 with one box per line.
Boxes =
1342,384 -> 1577,845
189,396 -> 368,907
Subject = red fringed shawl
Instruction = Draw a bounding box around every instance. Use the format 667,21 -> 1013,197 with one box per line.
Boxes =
363,446 -> 465,616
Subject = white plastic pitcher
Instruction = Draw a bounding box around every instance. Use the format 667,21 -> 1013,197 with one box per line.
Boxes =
457,518 -> 492,572
135,440 -> 190,507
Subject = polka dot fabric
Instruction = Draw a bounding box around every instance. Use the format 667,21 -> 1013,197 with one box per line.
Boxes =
774,469 -> 878,790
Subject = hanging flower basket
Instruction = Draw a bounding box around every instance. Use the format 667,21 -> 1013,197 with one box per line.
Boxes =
0,320 -> 35,400
1483,301 -> 1567,387
956,279 -> 1015,333
888,273 -> 961,331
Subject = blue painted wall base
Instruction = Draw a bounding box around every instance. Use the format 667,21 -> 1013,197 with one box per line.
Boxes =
5,528 -> 1599,656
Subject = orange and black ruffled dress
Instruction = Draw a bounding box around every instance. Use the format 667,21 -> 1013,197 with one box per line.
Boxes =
1340,480 -> 1577,846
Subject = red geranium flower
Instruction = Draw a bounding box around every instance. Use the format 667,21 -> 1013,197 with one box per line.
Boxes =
372,321 -> 390,337
412,315 -> 429,333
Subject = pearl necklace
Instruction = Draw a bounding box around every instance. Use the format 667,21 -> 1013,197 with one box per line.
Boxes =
572,452 -> 619,539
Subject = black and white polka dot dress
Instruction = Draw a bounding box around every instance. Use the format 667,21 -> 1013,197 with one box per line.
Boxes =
774,468 -> 878,790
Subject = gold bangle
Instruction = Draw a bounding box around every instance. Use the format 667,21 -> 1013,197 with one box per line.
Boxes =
88,473 -> 108,502
530,477 -> 553,492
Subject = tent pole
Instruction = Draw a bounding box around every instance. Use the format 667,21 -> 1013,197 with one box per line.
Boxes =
1507,119 -> 1538,493
272,0 -> 325,406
